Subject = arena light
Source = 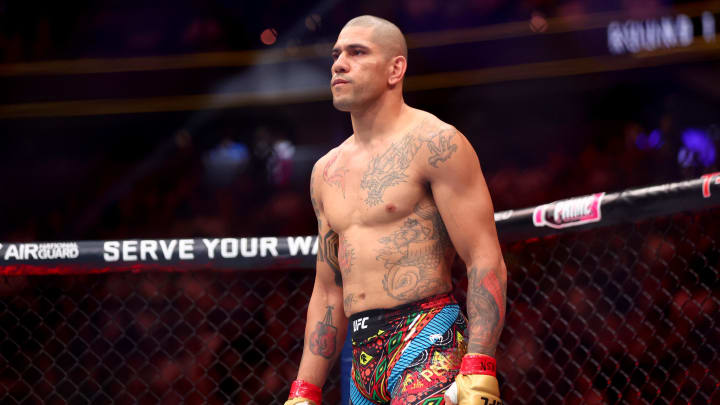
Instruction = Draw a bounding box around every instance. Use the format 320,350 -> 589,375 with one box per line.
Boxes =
678,128 -> 716,168
635,129 -> 663,150
260,28 -> 278,45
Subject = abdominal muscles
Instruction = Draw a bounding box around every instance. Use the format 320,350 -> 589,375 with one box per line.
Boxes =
340,199 -> 455,316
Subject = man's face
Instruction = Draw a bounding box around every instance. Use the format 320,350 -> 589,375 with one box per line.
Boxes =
330,26 -> 389,112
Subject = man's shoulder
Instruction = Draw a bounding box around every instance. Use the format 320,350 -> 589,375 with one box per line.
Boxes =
408,109 -> 473,173
311,137 -> 353,177
411,109 -> 462,139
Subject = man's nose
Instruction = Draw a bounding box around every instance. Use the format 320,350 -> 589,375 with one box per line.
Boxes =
332,53 -> 349,74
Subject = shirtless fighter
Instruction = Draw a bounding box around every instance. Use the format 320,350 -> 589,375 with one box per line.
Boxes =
286,15 -> 507,405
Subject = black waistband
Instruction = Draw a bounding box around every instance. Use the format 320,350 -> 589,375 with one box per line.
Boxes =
348,292 -> 456,326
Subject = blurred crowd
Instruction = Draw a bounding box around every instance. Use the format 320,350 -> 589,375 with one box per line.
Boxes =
489,121 -> 719,210
3,111 -> 717,242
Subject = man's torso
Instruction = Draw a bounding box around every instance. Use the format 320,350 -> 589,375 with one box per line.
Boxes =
317,112 -> 458,316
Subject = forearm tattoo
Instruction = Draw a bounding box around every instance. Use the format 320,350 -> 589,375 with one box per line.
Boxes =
467,266 -> 506,354
318,229 -> 342,287
309,305 -> 338,359
376,200 -> 453,301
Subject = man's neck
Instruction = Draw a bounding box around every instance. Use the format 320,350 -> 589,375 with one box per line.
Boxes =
350,92 -> 408,145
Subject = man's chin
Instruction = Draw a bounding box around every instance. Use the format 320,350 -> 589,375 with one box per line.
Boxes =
332,97 -> 354,112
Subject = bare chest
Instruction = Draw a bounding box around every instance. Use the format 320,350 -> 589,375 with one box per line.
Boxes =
320,149 -> 429,231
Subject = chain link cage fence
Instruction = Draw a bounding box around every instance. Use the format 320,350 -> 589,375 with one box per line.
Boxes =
2,206 -> 719,404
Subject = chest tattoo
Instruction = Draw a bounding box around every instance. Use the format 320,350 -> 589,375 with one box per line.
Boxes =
360,127 -> 458,206
323,150 -> 349,198
360,134 -> 422,206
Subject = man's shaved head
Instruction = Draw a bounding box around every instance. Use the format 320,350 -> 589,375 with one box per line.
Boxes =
342,15 -> 407,60
331,15 -> 408,111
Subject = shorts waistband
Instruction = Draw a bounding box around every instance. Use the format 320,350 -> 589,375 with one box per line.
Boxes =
348,292 -> 456,325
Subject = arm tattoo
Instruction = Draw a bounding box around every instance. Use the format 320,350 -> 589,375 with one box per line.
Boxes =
376,200 -> 453,301
466,266 -> 506,354
338,234 -> 355,276
309,305 -> 338,359
318,229 -> 342,287
422,128 -> 458,168
323,150 -> 349,198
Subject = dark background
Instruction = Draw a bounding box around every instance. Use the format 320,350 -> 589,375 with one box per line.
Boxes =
1,2 -> 719,405
1,0 -> 718,241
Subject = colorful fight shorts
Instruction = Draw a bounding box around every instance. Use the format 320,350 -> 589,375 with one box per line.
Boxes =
348,293 -> 467,405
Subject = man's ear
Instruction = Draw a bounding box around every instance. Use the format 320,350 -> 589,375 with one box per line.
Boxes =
388,55 -> 407,87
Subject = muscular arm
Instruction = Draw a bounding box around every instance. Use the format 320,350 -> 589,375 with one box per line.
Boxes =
296,161 -> 348,386
423,126 -> 507,355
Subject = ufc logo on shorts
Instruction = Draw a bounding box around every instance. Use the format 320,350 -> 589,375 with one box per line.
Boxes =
353,317 -> 369,332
